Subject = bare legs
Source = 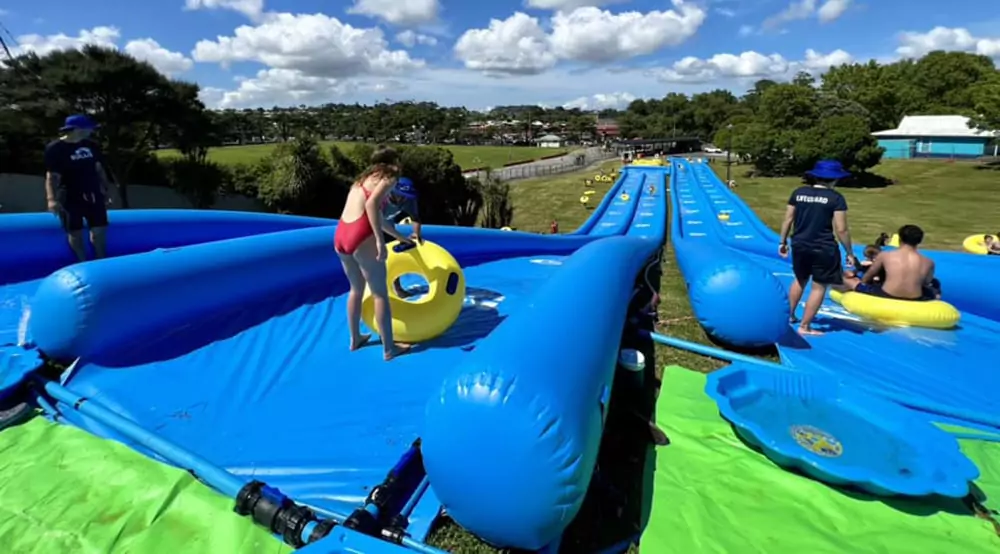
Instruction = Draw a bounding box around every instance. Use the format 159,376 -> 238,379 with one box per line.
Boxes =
788,277 -> 832,335
67,231 -> 87,262
90,226 -> 107,259
340,239 -> 411,360
337,251 -> 371,351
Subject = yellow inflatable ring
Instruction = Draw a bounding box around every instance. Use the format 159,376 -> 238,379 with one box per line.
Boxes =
887,233 -> 899,247
718,213 -> 730,221
620,193 -> 630,201
579,195 -> 590,204
584,190 -> 596,195
829,290 -> 960,329
962,234 -> 997,255
401,216 -> 413,225
361,240 -> 466,343
500,226 -> 512,231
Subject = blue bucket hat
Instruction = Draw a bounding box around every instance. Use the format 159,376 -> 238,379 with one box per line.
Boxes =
805,159 -> 850,180
393,177 -> 417,199
60,114 -> 99,133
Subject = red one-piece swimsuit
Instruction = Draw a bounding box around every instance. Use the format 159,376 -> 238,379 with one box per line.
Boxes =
334,185 -> 383,254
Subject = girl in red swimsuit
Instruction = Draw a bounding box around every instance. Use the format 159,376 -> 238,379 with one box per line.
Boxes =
334,147 -> 413,360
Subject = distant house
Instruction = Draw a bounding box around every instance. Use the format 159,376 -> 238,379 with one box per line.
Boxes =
596,119 -> 620,138
536,134 -> 564,148
872,115 -> 997,159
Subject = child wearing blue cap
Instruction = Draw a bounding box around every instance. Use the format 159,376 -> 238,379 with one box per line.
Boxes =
383,177 -> 423,297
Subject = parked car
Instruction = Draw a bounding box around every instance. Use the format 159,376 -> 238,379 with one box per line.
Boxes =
703,145 -> 723,154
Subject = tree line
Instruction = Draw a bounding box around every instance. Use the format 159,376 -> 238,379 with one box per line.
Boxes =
2,45 -> 998,221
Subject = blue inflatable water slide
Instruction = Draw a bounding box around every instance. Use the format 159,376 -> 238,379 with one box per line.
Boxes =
0,165 -> 668,553
669,157 -> 1000,434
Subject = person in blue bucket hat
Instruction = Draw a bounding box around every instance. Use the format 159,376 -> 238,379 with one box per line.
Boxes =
383,176 -> 423,297
44,114 -> 117,262
778,159 -> 859,336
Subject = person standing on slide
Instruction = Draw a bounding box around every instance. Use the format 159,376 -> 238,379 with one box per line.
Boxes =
778,160 -> 859,336
44,114 -> 116,262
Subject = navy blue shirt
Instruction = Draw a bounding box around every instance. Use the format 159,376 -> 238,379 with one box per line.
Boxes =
44,139 -> 106,203
788,185 -> 847,249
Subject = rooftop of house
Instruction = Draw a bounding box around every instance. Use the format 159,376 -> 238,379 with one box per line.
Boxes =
872,115 -> 997,138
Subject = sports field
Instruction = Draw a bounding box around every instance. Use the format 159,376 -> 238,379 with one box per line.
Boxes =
156,143 -> 569,171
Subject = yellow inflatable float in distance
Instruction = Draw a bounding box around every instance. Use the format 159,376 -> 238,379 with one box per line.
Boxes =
362,240 -> 465,343
829,290 -> 960,330
962,234 -> 998,255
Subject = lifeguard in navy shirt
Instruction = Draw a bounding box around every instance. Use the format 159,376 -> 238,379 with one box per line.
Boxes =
778,160 -> 859,336
44,114 -> 116,261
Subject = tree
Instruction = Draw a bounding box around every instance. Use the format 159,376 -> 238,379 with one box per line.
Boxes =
478,175 -> 515,229
397,145 -> 482,226
257,137 -> 350,217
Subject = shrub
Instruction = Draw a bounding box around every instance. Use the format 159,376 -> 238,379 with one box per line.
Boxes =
478,173 -> 514,229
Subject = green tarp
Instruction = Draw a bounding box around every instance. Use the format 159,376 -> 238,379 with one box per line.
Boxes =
0,417 -> 288,554
641,366 -> 1000,554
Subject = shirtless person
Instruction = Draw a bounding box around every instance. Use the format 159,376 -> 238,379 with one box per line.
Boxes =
845,224 -> 939,300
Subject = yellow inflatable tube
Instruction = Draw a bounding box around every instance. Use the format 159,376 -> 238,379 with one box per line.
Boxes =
962,234 -> 997,255
361,240 -> 466,343
829,290 -> 960,329
630,158 -> 665,167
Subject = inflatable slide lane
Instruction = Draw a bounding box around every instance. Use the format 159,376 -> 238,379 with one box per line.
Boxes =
12,166 -> 668,553
671,156 -> 1000,433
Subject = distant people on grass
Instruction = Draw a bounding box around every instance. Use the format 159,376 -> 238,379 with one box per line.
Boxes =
44,114 -> 117,262
382,176 -> 422,297
778,160 -> 859,336
333,146 -> 414,361
844,225 -> 941,300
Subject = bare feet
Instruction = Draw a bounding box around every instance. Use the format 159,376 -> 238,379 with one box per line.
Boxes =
789,316 -> 800,325
797,326 -> 824,336
350,333 -> 372,351
384,343 -> 412,361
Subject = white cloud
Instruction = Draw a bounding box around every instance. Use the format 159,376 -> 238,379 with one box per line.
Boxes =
13,26 -> 120,56
192,13 -> 423,77
183,0 -> 265,21
759,0 -> 850,31
346,0 -> 439,26
562,91 -> 636,110
816,0 -> 850,23
192,13 -> 424,107
11,26 -> 193,76
896,26 -> 1000,59
454,1 -> 705,74
715,8 -> 736,17
525,0 -> 626,9
124,38 -> 194,75
652,48 -> 852,83
396,30 -> 438,47
453,13 -> 558,75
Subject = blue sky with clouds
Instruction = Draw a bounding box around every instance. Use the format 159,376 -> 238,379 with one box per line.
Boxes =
2,1 -> 998,110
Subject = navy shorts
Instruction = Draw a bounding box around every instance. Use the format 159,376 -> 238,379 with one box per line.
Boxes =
791,246 -> 843,285
855,282 -> 937,301
59,200 -> 108,232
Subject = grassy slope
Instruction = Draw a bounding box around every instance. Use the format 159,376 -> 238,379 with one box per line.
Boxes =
156,143 -> 569,171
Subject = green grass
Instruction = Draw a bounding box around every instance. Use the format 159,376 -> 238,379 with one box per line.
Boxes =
720,158 -> 1000,250
427,156 -> 1000,553
156,143 -> 569,171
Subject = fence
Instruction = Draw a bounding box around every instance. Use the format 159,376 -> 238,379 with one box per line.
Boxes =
463,147 -> 619,182
880,144 -> 1000,161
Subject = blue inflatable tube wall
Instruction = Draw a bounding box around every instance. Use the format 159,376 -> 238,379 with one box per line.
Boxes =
29,225 -> 600,361
1,210 -> 331,285
670,159 -> 788,347
422,236 -> 660,550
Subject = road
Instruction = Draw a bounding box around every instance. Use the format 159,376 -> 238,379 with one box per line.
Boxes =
463,147 -> 612,181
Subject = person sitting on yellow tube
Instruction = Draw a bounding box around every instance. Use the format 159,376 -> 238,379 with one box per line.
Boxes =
843,244 -> 883,282
985,234 -> 1000,255
841,225 -> 940,301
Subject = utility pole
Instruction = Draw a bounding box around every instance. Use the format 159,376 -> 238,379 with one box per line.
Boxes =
725,123 -> 733,184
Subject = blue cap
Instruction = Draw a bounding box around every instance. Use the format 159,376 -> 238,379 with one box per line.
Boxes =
805,160 -> 850,180
394,177 -> 417,199
60,114 -> 99,132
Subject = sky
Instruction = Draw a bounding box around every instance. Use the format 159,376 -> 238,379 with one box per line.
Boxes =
1,0 -> 999,111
